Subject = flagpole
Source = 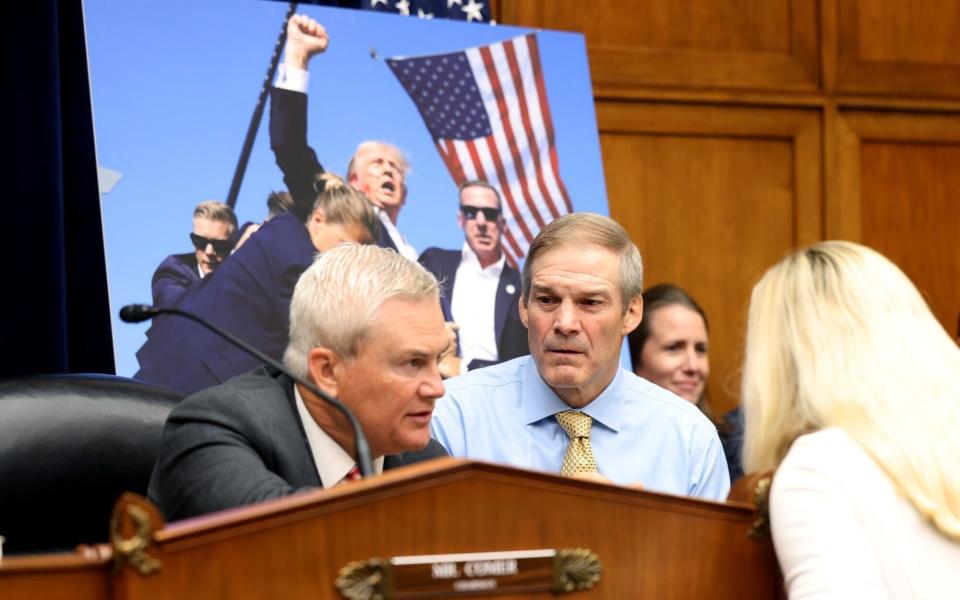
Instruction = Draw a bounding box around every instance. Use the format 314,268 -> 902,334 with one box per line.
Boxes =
225,2 -> 298,210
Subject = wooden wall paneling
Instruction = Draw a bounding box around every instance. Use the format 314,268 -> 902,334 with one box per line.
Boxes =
820,0 -> 839,92
824,102 -> 862,240
497,0 -> 820,95
827,110 -> 960,335
829,0 -> 960,97
597,101 -> 823,415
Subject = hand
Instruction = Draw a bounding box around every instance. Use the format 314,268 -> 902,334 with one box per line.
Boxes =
570,472 -> 614,485
285,14 -> 329,70
438,354 -> 462,380
438,322 -> 461,379
570,472 -> 644,490
233,223 -> 260,252
444,321 -> 459,349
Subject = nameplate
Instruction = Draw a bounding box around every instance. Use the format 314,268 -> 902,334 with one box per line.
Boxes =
335,548 -> 601,599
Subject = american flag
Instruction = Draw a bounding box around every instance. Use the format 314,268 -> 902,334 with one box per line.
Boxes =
295,1 -> 492,23
386,34 -> 573,265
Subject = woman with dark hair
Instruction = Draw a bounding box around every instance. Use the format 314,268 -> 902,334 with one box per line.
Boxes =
627,284 -> 711,413
627,284 -> 743,481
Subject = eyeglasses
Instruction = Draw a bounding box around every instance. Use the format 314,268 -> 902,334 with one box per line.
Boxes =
460,205 -> 501,221
190,233 -> 233,255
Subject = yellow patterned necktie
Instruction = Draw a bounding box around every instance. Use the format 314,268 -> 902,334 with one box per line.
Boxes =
555,410 -> 598,476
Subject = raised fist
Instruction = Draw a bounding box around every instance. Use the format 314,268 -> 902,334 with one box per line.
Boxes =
284,14 -> 329,70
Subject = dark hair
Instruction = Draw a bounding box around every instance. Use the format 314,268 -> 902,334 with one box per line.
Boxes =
266,190 -> 294,218
629,283 -> 712,418
628,284 -> 709,372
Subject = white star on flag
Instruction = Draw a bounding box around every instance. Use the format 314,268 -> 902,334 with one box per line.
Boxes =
462,0 -> 485,22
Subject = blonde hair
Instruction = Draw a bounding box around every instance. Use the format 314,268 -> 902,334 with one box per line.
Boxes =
193,200 -> 237,236
312,173 -> 380,241
283,244 -> 439,379
742,240 -> 960,540
345,141 -> 409,180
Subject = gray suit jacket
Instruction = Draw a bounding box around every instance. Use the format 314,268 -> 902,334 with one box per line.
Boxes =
147,366 -> 448,521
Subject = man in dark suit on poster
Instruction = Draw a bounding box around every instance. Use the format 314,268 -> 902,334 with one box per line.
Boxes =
151,200 -> 237,308
148,244 -> 450,521
134,176 -> 379,395
419,181 -> 528,376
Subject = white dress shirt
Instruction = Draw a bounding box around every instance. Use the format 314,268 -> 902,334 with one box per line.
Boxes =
275,65 -> 417,261
275,63 -> 310,92
375,208 -> 418,261
294,385 -> 383,487
451,243 -> 504,373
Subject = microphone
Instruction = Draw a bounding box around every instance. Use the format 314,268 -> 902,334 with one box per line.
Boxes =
119,303 -> 375,478
119,304 -> 159,323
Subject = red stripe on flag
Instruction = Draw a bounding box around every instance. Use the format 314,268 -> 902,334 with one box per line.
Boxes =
479,135 -> 536,246
479,46 -> 545,229
438,140 -> 468,185
435,138 -> 526,260
463,140 -> 526,259
503,39 -> 561,221
502,246 -> 518,269
526,34 -> 573,213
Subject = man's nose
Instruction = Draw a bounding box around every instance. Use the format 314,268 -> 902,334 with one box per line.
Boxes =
475,211 -> 488,224
553,300 -> 580,335
421,366 -> 446,400
204,242 -> 216,255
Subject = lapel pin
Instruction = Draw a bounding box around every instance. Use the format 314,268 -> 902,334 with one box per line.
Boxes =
505,284 -> 516,295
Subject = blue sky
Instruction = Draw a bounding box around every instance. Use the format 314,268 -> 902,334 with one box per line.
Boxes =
84,0 -> 608,376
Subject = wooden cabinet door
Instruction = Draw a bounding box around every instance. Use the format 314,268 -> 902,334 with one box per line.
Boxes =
499,0 -> 820,95
828,110 -> 960,336
827,0 -> 960,97
599,101 -> 822,414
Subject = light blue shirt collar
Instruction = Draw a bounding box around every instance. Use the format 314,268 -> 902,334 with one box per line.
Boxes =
520,357 -> 624,433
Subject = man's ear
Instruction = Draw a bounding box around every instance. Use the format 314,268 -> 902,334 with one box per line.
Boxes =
518,295 -> 528,328
310,208 -> 327,226
307,347 -> 341,398
622,295 -> 643,335
456,209 -> 465,230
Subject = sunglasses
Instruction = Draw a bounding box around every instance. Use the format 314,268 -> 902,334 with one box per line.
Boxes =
460,205 -> 501,221
190,233 -> 234,255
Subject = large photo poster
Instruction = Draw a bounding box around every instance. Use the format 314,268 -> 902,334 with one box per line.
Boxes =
84,0 -> 608,382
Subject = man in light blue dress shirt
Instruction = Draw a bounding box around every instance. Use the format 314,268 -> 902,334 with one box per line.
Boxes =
431,213 -> 730,501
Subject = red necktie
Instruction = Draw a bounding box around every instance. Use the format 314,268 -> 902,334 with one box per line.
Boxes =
344,466 -> 362,482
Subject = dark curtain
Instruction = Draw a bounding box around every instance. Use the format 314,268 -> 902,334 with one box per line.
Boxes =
1,0 -> 115,378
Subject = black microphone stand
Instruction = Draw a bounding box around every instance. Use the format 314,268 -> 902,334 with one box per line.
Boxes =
120,304 -> 374,477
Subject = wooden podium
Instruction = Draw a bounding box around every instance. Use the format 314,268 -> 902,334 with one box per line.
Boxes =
0,459 -> 778,599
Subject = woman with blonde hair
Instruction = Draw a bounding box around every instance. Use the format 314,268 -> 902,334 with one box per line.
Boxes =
742,240 -> 960,598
